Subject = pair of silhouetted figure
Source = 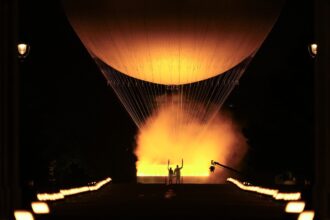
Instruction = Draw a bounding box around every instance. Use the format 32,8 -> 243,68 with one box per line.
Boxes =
168,159 -> 183,184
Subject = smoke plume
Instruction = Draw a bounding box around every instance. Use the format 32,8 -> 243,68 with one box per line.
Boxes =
135,95 -> 248,183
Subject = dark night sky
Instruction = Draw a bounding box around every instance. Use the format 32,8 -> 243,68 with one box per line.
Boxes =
18,0 -> 314,186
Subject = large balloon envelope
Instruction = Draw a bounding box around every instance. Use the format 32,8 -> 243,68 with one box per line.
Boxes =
63,0 -> 283,85
63,1 -> 284,179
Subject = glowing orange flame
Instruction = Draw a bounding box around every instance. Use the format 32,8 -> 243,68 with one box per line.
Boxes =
135,96 -> 248,182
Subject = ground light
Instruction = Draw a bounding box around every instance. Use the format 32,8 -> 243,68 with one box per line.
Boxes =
14,210 -> 34,220
31,202 -> 50,214
298,211 -> 315,220
285,201 -> 306,213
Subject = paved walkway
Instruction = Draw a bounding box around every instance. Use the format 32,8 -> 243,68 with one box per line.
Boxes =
43,183 -> 296,219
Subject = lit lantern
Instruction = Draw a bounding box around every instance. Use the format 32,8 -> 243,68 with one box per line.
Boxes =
308,43 -> 317,58
17,43 -> 30,59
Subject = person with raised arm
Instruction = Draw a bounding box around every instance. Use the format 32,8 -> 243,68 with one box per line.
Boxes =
174,159 -> 184,184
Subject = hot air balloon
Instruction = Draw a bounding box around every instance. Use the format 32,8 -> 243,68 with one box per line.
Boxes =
63,0 -> 284,179
63,0 -> 283,128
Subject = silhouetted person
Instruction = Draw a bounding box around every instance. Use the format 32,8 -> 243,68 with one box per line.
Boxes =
168,167 -> 174,184
167,160 -> 174,184
174,159 -> 183,184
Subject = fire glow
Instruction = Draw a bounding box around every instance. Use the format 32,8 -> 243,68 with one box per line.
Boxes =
135,96 -> 248,181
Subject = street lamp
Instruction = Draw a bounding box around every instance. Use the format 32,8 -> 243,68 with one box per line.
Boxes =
308,43 -> 317,58
17,43 -> 30,59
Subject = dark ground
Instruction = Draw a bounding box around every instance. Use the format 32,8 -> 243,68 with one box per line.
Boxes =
34,183 -> 306,220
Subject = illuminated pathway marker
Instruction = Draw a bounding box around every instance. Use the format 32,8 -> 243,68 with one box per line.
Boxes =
37,177 -> 111,201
